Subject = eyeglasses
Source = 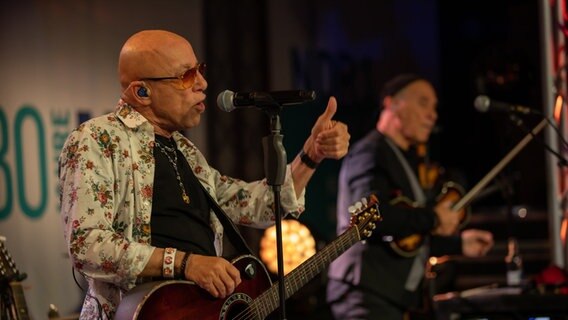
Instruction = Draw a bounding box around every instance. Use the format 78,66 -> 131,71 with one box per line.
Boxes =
140,62 -> 206,89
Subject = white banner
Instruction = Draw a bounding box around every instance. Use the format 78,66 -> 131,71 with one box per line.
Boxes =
0,1 -> 204,318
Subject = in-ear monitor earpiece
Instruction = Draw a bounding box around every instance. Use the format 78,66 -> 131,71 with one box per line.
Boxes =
137,87 -> 149,97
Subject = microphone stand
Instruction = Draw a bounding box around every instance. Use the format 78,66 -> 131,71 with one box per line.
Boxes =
507,114 -> 568,167
505,114 -> 568,286
256,93 -> 288,320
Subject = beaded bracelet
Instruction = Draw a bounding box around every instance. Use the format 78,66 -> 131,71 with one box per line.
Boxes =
298,149 -> 319,169
178,251 -> 192,280
162,247 -> 177,279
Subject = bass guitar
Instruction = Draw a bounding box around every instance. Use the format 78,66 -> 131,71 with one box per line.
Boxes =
115,195 -> 381,320
389,118 -> 548,257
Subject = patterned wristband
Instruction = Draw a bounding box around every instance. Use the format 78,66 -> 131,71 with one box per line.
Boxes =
298,150 -> 319,169
178,251 -> 192,280
162,247 -> 176,279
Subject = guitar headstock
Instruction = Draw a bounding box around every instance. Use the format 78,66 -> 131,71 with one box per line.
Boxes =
0,238 -> 25,283
348,194 -> 382,240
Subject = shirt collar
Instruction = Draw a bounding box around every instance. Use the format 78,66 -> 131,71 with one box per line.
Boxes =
115,99 -> 149,129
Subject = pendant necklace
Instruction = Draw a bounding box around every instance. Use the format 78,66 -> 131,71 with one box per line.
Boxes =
155,139 -> 191,204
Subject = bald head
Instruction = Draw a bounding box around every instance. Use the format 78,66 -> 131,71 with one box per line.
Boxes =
118,30 -> 195,88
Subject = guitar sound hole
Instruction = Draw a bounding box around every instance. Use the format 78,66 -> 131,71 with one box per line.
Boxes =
220,291 -> 257,320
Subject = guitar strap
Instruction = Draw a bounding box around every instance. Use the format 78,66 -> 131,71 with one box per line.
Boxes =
197,182 -> 255,257
384,137 -> 429,292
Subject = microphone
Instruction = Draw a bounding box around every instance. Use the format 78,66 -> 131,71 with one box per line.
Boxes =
217,90 -> 316,112
474,95 -> 540,115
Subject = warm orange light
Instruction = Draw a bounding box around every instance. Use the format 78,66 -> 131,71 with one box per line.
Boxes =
561,215 -> 567,244
428,255 -> 449,266
259,219 -> 316,275
554,94 -> 563,122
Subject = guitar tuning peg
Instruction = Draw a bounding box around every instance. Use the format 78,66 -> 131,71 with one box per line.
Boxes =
354,201 -> 362,210
348,205 -> 357,215
360,197 -> 368,206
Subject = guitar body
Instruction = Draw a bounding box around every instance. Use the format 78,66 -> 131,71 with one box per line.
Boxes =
389,181 -> 469,257
115,255 -> 271,320
116,196 -> 381,320
440,181 -> 470,228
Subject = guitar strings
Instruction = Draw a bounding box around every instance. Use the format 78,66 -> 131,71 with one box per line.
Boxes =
231,226 -> 363,320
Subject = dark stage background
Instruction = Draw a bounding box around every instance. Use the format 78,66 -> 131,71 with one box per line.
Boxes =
204,0 -> 545,241
203,1 -> 551,318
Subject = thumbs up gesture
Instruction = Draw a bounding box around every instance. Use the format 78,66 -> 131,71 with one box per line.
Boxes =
303,96 -> 350,163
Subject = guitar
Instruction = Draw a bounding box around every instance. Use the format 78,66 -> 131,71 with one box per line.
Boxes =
0,238 -> 30,320
389,118 -> 549,257
115,195 -> 381,320
389,181 -> 468,257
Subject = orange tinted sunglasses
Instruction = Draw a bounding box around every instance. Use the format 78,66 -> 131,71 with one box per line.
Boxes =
140,62 -> 206,89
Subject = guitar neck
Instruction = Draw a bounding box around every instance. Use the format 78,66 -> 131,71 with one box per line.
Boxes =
252,227 -> 361,318
9,282 -> 30,320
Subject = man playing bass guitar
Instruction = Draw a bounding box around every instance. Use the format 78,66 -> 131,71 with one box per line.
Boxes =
327,74 -> 494,320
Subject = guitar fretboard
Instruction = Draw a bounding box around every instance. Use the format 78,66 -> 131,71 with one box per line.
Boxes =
252,226 -> 361,318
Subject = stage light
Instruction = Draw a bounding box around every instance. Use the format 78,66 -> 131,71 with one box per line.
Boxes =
259,219 -> 316,275
553,94 -> 563,121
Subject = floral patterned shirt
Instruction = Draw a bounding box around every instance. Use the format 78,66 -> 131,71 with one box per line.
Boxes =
59,100 -> 305,319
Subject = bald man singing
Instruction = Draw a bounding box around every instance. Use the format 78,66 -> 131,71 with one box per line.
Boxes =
59,29 -> 350,319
